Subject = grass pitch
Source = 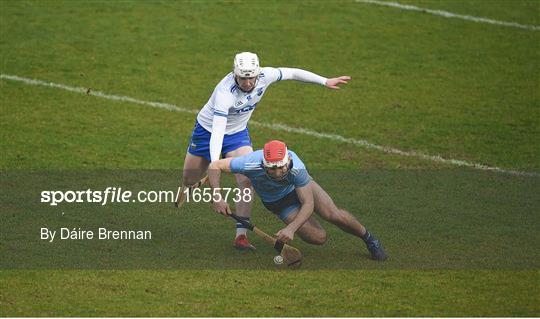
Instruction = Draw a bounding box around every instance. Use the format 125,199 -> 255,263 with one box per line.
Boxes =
1,0 -> 539,316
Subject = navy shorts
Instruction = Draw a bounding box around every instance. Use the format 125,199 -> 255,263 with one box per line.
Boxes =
262,191 -> 301,221
187,121 -> 252,161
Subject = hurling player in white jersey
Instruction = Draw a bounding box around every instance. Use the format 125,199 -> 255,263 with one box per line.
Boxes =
208,140 -> 387,261
181,52 -> 351,251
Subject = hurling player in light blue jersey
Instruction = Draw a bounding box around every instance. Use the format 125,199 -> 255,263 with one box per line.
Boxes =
208,140 -> 387,261
181,52 -> 351,250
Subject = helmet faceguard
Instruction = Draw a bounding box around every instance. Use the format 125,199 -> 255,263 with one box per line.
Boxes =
233,52 -> 261,78
263,140 -> 291,181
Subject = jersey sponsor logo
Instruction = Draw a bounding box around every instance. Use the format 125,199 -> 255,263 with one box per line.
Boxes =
234,103 -> 258,114
257,88 -> 264,96
246,95 -> 252,101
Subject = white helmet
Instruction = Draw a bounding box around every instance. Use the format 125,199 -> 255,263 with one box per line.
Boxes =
233,52 -> 260,78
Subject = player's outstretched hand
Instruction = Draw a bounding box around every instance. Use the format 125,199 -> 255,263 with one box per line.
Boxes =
325,76 -> 351,89
275,226 -> 295,243
213,200 -> 231,216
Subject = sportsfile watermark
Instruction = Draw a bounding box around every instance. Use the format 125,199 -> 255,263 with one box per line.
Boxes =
2,169 -> 538,270
40,187 -> 251,206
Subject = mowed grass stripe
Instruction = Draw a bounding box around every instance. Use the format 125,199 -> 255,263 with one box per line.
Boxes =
2,73 -> 537,177
1,270 -> 538,316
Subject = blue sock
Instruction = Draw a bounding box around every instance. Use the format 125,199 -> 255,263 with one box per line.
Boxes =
361,230 -> 373,243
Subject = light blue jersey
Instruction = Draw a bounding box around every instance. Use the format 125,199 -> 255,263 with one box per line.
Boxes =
230,150 -> 311,203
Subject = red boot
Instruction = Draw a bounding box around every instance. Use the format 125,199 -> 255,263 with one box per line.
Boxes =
234,234 -> 256,251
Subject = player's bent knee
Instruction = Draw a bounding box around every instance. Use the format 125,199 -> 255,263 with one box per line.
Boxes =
314,231 -> 327,245
306,229 -> 327,245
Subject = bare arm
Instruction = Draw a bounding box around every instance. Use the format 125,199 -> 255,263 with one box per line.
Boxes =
208,158 -> 233,187
275,182 -> 315,242
208,158 -> 233,215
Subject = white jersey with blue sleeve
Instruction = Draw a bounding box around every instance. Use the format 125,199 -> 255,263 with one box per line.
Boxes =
196,67 -> 328,135
229,150 -> 311,203
196,67 -> 284,135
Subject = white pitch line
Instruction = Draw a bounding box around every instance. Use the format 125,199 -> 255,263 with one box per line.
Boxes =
1,73 -> 538,177
356,0 -> 540,31
0,74 -> 196,114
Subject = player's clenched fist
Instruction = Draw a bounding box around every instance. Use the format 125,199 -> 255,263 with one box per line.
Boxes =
213,199 -> 231,216
275,226 -> 295,243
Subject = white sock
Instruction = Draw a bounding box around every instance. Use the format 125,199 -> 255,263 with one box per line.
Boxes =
235,217 -> 249,237
236,226 -> 248,237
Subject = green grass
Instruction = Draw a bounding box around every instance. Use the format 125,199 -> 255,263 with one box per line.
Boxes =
2,0 -> 539,171
1,0 -> 539,316
1,270 -> 537,316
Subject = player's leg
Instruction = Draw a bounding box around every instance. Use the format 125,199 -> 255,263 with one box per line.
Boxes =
225,145 -> 254,218
282,209 -> 327,245
182,152 -> 210,187
266,192 -> 327,245
224,145 -> 255,250
182,122 -> 212,187
311,181 -> 367,237
311,181 -> 388,260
